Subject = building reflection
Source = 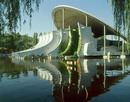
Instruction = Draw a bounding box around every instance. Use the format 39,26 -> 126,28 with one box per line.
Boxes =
11,58 -> 62,84
8,58 -> 130,102
52,58 -> 130,102
52,59 -> 101,102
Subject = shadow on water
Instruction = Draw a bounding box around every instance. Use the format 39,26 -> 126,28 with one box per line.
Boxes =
0,57 -> 130,102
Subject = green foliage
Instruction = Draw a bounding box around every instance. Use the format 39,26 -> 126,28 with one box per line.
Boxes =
68,28 -> 79,55
111,0 -> 130,36
58,40 -> 68,54
15,35 -> 34,51
60,31 -> 72,55
126,38 -> 130,52
63,28 -> 79,56
0,32 -> 37,53
0,0 -> 43,32
111,0 -> 130,52
76,32 -> 81,55
33,32 -> 38,44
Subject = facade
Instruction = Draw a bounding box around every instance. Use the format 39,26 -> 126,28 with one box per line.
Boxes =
12,5 -> 126,59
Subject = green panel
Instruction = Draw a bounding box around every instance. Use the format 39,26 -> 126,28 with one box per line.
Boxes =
58,39 -> 69,54
62,28 -> 79,56
76,29 -> 81,55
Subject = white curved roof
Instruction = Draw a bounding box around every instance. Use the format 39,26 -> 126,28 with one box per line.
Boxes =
52,5 -> 126,39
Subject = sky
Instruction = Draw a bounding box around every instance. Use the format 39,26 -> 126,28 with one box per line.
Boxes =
18,0 -> 114,36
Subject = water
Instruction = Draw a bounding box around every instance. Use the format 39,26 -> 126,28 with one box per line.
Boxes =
0,58 -> 130,102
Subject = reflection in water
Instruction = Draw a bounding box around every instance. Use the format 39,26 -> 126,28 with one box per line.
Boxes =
53,58 -> 130,102
0,58 -> 130,102
0,58 -> 37,81
53,59 -> 107,102
11,58 -> 62,85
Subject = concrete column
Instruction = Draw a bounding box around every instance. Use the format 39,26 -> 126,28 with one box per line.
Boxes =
122,59 -> 125,74
85,15 -> 88,26
122,40 -> 124,55
62,8 -> 65,29
120,40 -> 126,59
103,59 -> 106,88
104,25 -> 106,56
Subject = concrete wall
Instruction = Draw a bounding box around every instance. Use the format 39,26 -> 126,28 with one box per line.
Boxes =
78,23 -> 100,56
12,29 -> 69,58
12,32 -> 54,58
48,29 -> 69,56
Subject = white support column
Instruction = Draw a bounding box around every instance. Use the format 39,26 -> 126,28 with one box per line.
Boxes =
122,59 -> 125,74
120,40 -> 126,59
103,59 -> 106,89
85,15 -> 88,26
62,8 -> 65,29
104,25 -> 106,56
122,40 -> 124,55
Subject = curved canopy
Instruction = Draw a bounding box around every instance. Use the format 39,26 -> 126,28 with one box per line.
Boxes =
52,5 -> 126,39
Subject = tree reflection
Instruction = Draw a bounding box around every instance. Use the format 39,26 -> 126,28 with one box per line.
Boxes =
0,58 -> 37,81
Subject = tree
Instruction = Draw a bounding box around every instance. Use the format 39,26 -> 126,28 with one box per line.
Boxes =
15,34 -> 34,51
0,0 -> 43,32
0,0 -> 129,37
0,32 -> 35,53
111,0 -> 130,36
111,0 -> 130,52
33,32 -> 38,45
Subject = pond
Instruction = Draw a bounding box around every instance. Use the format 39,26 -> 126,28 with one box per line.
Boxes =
0,57 -> 130,102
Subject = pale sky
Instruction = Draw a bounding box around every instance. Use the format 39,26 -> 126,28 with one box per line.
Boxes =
18,0 -> 114,36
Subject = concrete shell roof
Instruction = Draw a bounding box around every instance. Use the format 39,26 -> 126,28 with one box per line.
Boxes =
52,5 -> 126,39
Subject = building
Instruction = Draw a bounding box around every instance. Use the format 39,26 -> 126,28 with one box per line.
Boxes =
12,5 -> 126,59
